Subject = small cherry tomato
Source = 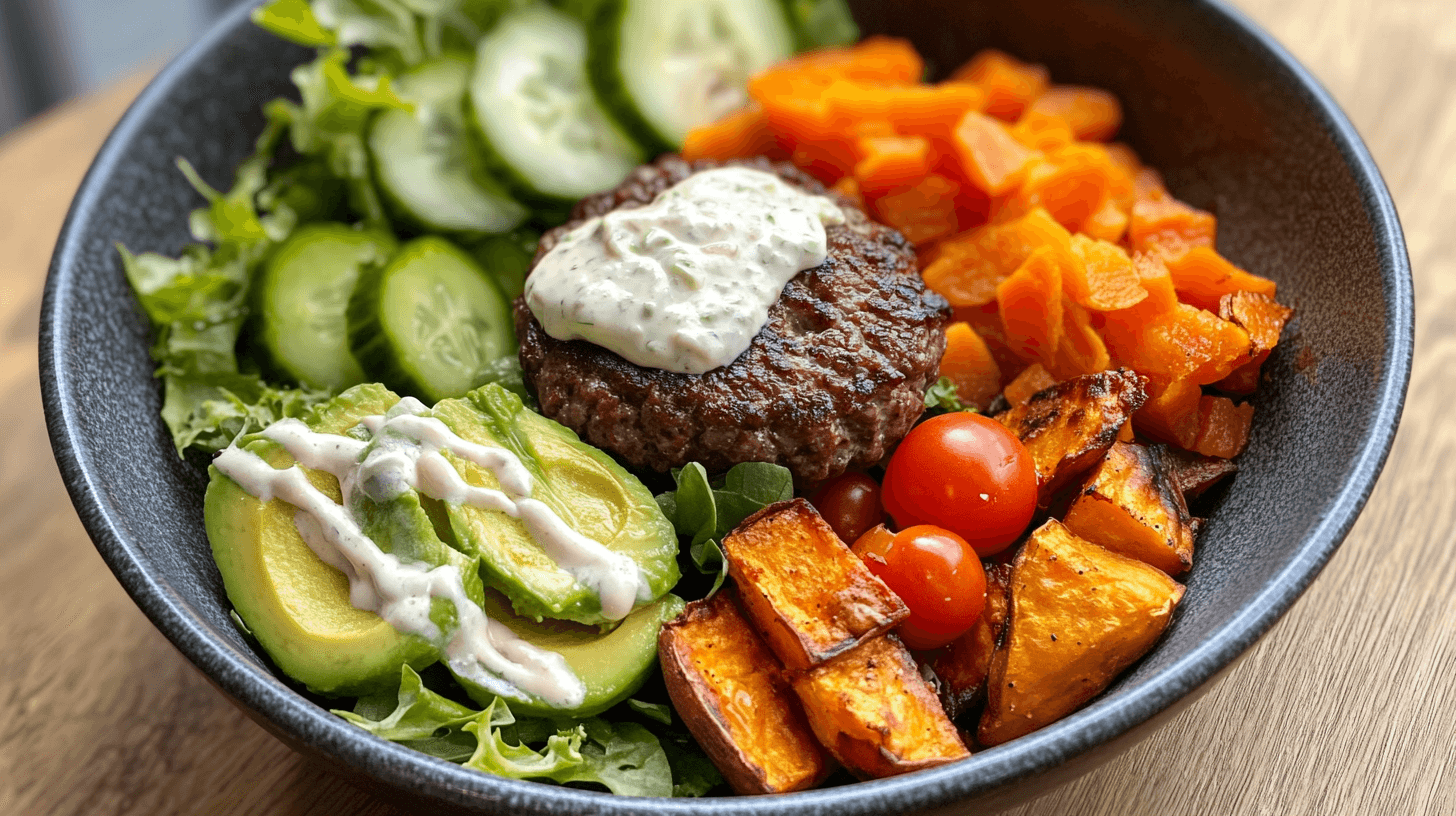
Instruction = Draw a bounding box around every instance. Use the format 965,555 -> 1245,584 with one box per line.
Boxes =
881,412 -> 1036,556
808,472 -> 887,544
852,524 -> 987,650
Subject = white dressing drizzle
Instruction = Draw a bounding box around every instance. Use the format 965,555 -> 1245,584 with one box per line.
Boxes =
213,398 -> 650,708
525,166 -> 846,374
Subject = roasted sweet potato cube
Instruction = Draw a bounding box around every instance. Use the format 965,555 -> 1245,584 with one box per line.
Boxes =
997,369 -> 1149,505
978,520 -> 1185,746
1062,442 -> 1197,576
793,636 -> 970,779
724,499 -> 909,671
928,562 -> 1013,722
1219,290 -> 1294,356
1157,445 -> 1239,501
659,590 -> 834,795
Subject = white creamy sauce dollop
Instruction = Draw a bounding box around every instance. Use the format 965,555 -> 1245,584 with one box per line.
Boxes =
212,398 -> 648,708
524,166 -> 846,374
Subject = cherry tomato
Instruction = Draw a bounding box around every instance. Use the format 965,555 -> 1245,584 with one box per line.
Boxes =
808,472 -> 886,544
881,412 -> 1036,556
852,524 -> 987,650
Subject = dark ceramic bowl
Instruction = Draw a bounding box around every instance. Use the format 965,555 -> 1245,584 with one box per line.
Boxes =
41,0 -> 1412,813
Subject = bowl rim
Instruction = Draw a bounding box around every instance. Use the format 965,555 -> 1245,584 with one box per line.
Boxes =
40,0 -> 1414,812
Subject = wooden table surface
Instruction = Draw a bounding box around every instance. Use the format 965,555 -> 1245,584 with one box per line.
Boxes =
2,1 -> 1452,813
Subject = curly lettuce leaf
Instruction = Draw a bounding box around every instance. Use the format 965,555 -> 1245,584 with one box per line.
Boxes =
463,698 -> 673,797
923,375 -> 975,414
783,0 -> 859,50
253,0 -> 338,47
269,48 -> 410,228
333,665 -> 481,761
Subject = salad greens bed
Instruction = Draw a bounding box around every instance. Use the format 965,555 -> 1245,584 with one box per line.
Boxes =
120,0 -> 864,797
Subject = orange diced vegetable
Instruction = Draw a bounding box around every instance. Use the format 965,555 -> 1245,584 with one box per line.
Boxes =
830,175 -> 865,210
1219,291 -> 1294,353
1165,247 -> 1277,312
829,83 -> 985,136
1082,197 -> 1129,243
1047,299 -> 1110,380
1128,197 -> 1216,260
1191,396 -> 1254,458
870,173 -> 963,245
1133,377 -> 1202,449
853,135 -> 932,192
998,246 -> 1065,362
952,49 -> 1050,120
1003,362 -> 1057,408
1065,234 -> 1146,311
1062,442 -> 1197,576
773,36 -> 925,85
1103,302 -> 1251,384
1010,111 -> 1075,152
997,144 -> 1123,233
1026,85 -> 1123,141
952,111 -> 1037,196
940,322 -> 1003,410
681,104 -> 777,162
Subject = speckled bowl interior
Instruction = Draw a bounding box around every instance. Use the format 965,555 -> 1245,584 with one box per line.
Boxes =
41,0 -> 1411,813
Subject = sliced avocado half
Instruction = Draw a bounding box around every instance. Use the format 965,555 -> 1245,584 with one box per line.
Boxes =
431,384 -> 680,625
205,383 -> 440,697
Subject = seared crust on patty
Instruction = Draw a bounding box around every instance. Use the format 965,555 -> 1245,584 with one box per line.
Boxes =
516,155 -> 951,486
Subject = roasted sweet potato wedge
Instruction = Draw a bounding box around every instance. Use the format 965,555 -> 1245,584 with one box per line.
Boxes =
1158,445 -> 1239,501
997,369 -> 1149,505
978,519 -> 1184,746
927,562 -> 1013,722
1062,442 -> 1196,576
659,589 -> 834,795
793,635 -> 970,779
724,499 -> 909,671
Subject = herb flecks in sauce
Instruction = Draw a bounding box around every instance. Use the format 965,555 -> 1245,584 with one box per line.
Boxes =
525,166 -> 845,374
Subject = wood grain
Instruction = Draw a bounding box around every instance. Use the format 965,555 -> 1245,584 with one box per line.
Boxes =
1,1 -> 1451,814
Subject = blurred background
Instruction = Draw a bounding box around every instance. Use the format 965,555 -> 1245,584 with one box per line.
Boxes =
0,0 -> 246,137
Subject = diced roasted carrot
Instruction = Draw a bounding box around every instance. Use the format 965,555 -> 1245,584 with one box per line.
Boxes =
955,302 -> 1027,380
997,144 -> 1123,233
1164,246 -> 1278,312
1191,396 -> 1254,458
1219,291 -> 1294,353
1082,198 -> 1130,243
940,322 -> 1003,410
1003,362 -> 1057,407
998,246 -> 1066,362
1132,167 -> 1169,204
870,173 -> 963,245
772,36 -> 925,85
920,209 -> 1073,308
1009,111 -> 1075,152
1213,353 -> 1266,395
829,83 -> 985,137
1047,298 -> 1110,380
853,134 -> 932,193
681,104 -> 778,162
1104,302 -> 1251,384
753,78 -> 839,151
1065,234 -> 1146,311
951,49 -> 1050,120
951,110 -> 1037,197
1128,197 -> 1216,260
1133,377 -> 1202,449
1026,85 -> 1123,141
790,138 -> 859,184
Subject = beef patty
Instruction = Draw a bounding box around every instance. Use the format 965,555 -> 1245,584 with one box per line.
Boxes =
515,155 -> 951,486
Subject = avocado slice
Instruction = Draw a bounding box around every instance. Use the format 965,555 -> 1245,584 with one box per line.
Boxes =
206,381 -> 683,717
430,384 -> 680,625
476,590 -> 685,718
205,383 -> 442,697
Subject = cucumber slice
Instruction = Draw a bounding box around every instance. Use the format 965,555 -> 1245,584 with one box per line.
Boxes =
369,56 -> 528,236
253,223 -> 396,391
467,4 -> 643,206
348,236 -> 515,403
590,0 -> 796,153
